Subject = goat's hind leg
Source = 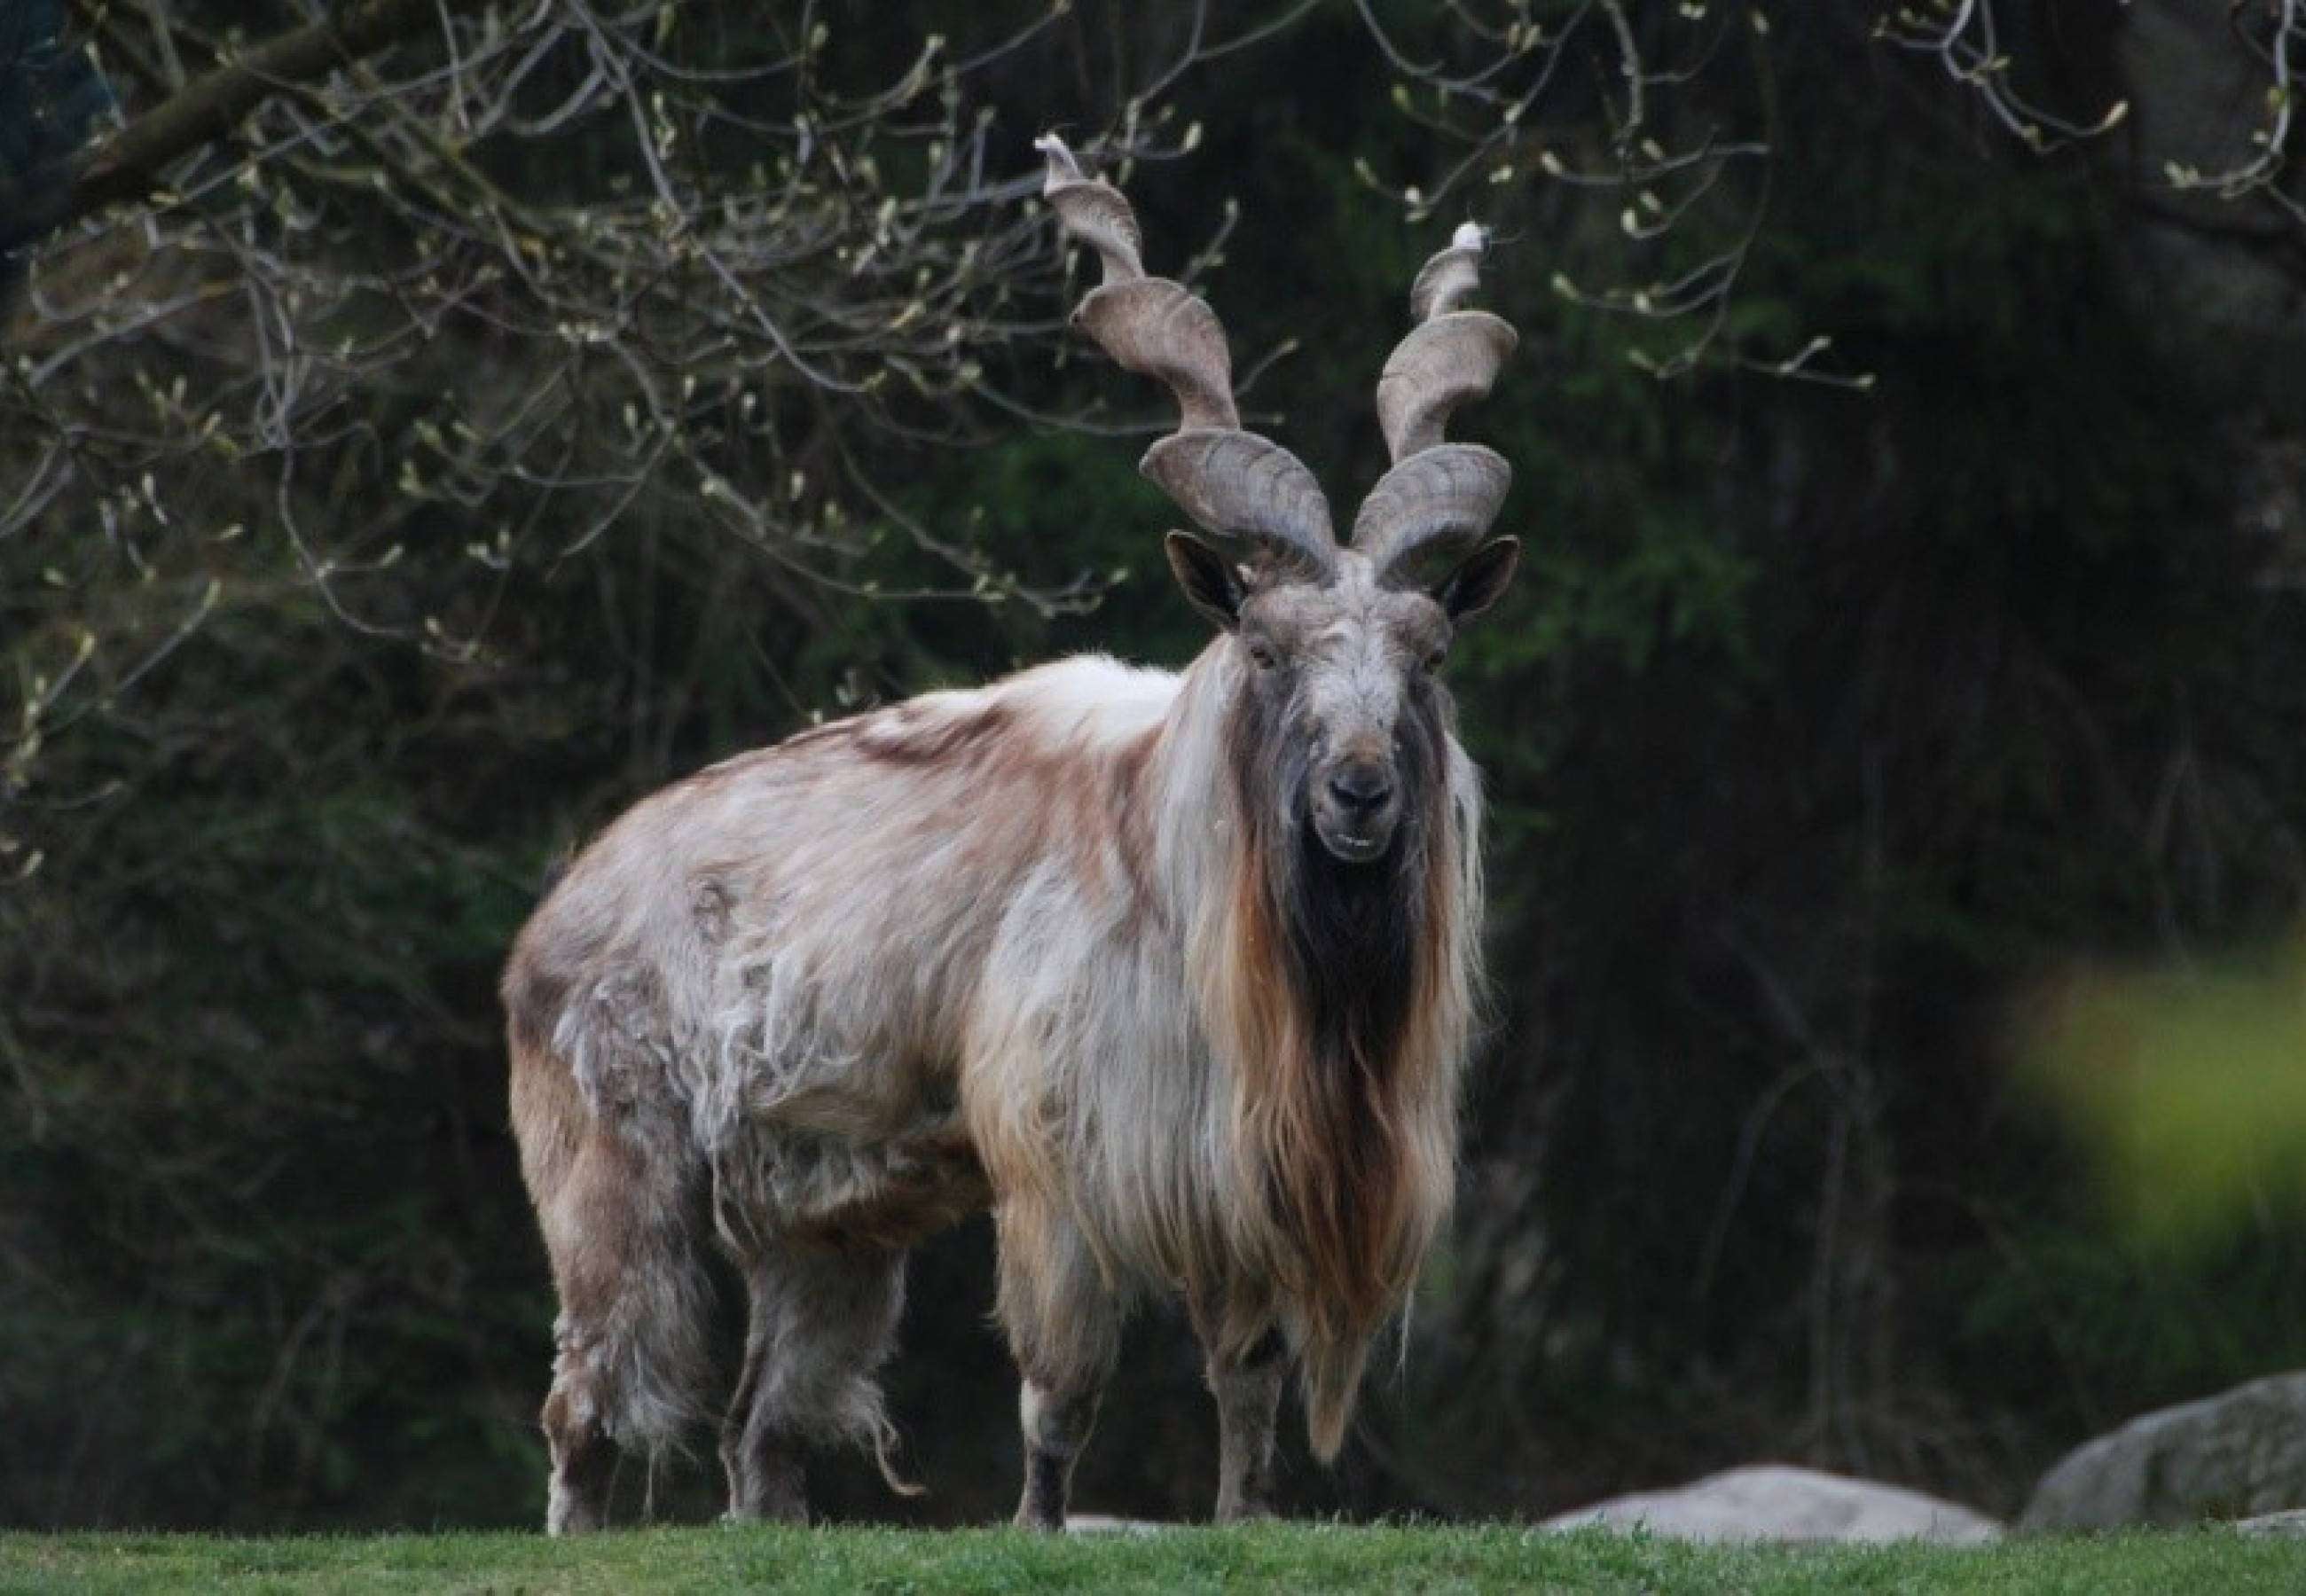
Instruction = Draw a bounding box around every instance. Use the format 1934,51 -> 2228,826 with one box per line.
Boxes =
541,1325 -> 619,1533
526,1099 -> 716,1534
718,1292 -> 804,1523
719,1236 -> 908,1524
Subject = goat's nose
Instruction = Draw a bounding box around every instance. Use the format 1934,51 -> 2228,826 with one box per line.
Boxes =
1328,762 -> 1393,816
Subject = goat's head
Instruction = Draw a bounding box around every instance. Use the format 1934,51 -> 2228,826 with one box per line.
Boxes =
1039,137 -> 1518,866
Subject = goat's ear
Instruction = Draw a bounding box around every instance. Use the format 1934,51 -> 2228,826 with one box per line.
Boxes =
1435,536 -> 1518,625
1165,530 -> 1248,631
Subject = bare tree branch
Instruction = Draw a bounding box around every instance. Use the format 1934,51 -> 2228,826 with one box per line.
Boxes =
4,3 -> 1248,874
66,0 -> 457,220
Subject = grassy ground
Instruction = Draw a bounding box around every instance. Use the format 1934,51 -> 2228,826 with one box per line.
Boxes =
2,1523 -> 2302,1595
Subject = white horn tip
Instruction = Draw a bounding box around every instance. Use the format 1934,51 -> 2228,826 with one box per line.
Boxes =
1450,222 -> 1488,254
1035,133 -> 1082,180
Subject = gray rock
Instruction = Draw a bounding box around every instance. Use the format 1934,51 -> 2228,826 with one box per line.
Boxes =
1542,1463 -> 2003,1545
1063,1513 -> 1166,1534
2236,1508 -> 2306,1537
2022,1371 -> 2306,1530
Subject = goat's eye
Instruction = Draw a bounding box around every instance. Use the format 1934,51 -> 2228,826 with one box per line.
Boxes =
1246,642 -> 1278,670
1423,647 -> 1447,674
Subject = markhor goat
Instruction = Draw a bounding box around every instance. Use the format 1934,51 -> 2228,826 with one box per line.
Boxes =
503,135 -> 1521,1532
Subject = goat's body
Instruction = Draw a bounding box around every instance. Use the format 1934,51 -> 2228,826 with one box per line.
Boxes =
512,653 -> 1179,1234
506,646 -> 1481,1526
507,137 -> 1518,1532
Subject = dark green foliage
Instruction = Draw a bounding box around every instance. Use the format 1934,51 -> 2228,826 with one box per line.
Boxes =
0,466 -> 868,1528
1399,12 -> 2306,1518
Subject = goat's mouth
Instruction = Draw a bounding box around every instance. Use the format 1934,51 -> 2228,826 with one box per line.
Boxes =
1310,810 -> 1396,865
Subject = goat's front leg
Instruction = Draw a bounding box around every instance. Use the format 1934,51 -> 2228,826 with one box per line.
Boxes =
1200,1320 -> 1287,1522
1016,1375 -> 1103,1531
995,1205 -> 1119,1531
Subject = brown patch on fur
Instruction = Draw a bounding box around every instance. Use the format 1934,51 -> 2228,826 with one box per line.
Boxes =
867,705 -> 1148,934
502,940 -> 572,1062
855,703 -> 1016,768
1105,727 -> 1163,920
506,1027 -> 586,1225
783,1131 -> 992,1248
692,876 -> 735,944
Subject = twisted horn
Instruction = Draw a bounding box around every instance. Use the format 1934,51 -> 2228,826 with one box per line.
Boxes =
1355,223 -> 1518,586
1038,134 -> 1336,580
1348,445 -> 1512,587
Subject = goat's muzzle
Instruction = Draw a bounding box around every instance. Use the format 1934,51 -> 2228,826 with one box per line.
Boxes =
1313,756 -> 1399,864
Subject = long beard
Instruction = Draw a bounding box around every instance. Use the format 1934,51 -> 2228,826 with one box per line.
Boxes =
1221,687 -> 1456,1327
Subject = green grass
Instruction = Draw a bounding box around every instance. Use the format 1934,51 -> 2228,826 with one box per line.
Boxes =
3,1523 -> 2302,1595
